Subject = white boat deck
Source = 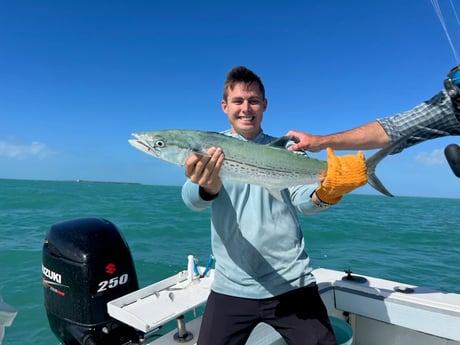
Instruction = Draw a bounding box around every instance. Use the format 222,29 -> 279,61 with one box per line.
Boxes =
315,268 -> 460,343
108,268 -> 460,345
108,267 -> 213,333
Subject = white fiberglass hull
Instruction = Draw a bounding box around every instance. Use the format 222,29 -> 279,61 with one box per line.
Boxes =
108,267 -> 460,345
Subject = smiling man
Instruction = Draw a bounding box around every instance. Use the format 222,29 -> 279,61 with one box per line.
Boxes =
181,66 -> 367,345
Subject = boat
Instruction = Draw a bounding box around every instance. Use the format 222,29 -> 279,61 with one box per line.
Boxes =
0,295 -> 17,345
107,266 -> 460,345
42,217 -> 460,345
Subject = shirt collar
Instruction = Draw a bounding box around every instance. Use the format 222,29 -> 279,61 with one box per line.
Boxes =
222,129 -> 265,143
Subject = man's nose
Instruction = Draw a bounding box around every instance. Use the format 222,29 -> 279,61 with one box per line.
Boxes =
241,100 -> 250,112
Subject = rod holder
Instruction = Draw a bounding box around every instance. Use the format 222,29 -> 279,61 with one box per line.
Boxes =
173,315 -> 193,343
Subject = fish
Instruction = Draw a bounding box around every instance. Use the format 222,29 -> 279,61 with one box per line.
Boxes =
129,129 -> 398,199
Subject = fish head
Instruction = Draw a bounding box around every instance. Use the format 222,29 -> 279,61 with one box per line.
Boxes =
129,130 -> 207,166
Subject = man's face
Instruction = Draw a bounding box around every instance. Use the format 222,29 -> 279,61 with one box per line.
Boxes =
221,82 -> 267,140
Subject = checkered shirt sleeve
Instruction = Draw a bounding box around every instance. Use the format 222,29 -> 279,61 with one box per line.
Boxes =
377,90 -> 460,153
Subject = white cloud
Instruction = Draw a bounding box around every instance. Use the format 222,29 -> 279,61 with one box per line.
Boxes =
414,149 -> 445,165
0,139 -> 54,159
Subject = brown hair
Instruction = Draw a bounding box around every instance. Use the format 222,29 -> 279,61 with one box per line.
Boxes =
222,66 -> 266,101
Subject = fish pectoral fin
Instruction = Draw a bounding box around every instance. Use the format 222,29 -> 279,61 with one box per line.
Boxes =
192,148 -> 211,157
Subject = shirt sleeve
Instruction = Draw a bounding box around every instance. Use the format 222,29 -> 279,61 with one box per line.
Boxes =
181,179 -> 213,211
284,142 -> 332,214
288,183 -> 331,214
377,90 -> 460,153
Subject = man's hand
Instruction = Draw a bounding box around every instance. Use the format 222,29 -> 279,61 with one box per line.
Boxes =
287,130 -> 324,152
315,148 -> 367,204
185,147 -> 224,196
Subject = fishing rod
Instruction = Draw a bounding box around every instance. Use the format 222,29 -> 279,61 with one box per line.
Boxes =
432,0 -> 460,177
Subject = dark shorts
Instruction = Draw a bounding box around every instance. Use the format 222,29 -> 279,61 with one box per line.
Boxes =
197,284 -> 337,345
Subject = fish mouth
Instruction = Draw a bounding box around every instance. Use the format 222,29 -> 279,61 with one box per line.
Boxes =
129,136 -> 161,157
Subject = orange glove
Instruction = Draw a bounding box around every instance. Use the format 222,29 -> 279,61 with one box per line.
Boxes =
316,148 -> 368,204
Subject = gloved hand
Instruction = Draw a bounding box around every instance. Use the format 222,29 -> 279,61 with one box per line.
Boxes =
316,148 -> 368,204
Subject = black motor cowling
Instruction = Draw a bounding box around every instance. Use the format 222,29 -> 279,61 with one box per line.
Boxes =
43,218 -> 140,344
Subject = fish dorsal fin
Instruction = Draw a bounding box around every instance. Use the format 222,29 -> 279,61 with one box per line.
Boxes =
268,136 -> 293,148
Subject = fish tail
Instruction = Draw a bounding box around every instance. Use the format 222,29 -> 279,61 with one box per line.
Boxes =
365,137 -> 406,197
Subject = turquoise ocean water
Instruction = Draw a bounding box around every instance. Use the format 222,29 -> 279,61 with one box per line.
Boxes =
1,178 -> 459,344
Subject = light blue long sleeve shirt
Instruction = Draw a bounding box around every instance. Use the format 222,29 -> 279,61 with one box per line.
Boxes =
181,130 -> 331,298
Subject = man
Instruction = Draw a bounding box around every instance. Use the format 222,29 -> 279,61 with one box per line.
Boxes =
181,66 -> 367,345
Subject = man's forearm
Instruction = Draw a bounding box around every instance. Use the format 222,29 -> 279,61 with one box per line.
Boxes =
321,121 -> 390,150
288,121 -> 390,152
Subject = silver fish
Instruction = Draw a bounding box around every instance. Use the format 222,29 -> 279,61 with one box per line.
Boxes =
129,129 -> 397,198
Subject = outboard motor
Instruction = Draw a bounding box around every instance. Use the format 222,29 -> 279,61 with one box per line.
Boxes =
42,218 -> 140,344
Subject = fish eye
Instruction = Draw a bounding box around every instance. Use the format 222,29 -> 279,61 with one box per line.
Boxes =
155,139 -> 165,148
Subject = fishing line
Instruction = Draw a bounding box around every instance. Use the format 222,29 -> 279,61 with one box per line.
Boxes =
431,0 -> 460,62
449,0 -> 460,26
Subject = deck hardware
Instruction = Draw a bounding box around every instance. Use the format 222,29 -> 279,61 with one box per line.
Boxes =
173,315 -> 193,342
342,269 -> 368,284
393,285 -> 414,294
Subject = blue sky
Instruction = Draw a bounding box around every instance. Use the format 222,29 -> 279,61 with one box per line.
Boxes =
1,0 -> 460,198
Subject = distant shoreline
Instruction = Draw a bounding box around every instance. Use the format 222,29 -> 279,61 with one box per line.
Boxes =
0,177 -> 142,185
73,179 -> 141,185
